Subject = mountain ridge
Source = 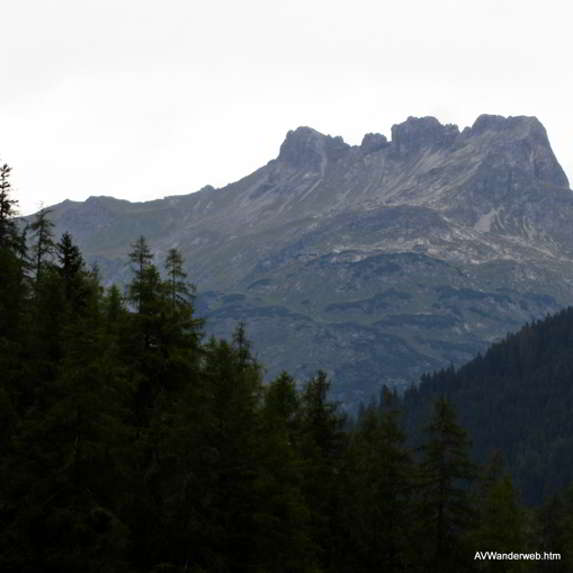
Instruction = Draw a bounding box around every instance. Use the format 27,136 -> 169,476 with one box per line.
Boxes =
39,114 -> 573,406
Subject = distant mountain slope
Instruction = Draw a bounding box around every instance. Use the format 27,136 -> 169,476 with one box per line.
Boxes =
402,306 -> 573,505
43,114 -> 573,406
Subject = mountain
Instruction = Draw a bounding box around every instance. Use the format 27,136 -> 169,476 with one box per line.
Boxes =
43,114 -> 573,406
401,306 -> 573,505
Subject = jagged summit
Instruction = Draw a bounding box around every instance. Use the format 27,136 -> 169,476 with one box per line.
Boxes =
390,116 -> 460,155
278,126 -> 350,170
469,114 -> 545,136
276,115 -> 565,180
464,114 -> 569,188
360,133 -> 389,153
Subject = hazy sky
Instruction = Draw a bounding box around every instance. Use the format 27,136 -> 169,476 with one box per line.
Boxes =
2,0 -> 572,216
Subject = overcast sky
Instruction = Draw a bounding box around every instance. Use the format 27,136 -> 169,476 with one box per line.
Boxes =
2,0 -> 572,216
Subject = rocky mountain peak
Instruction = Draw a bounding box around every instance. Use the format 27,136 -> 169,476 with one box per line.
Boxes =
390,116 -> 460,155
360,133 -> 389,154
467,115 -> 569,188
469,114 -> 543,137
278,126 -> 350,170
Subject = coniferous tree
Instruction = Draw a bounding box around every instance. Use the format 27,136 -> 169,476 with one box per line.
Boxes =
297,370 -> 347,571
0,161 -> 27,344
0,163 -> 18,250
57,232 -> 87,306
128,235 -> 154,313
161,247 -> 203,387
417,397 -> 477,572
29,207 -> 55,281
255,372 -> 314,571
122,239 -> 205,570
0,168 -> 31,447
1,230 -> 132,572
343,389 -> 415,572
538,486 -> 573,572
172,325 -> 264,572
164,248 -> 189,310
124,236 -> 168,424
472,474 -> 531,571
0,191 -> 555,572
0,163 -> 27,569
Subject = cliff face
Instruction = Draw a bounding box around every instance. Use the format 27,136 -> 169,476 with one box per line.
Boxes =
44,115 -> 573,406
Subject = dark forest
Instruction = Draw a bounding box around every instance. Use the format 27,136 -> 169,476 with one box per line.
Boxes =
1,164 -> 571,571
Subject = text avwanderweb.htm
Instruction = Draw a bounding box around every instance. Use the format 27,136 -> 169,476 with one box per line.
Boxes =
475,551 -> 561,561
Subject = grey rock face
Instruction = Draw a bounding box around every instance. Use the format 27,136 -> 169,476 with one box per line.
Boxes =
43,115 -> 573,408
278,126 -> 350,171
390,116 -> 460,155
360,133 -> 389,154
466,115 -> 568,188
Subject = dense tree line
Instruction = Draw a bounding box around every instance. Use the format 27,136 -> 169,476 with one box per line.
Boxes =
0,164 -> 571,571
402,305 -> 573,508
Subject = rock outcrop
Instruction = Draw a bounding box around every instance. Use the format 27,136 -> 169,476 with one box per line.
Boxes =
278,126 -> 350,171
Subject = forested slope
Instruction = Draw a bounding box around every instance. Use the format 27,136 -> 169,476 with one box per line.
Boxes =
2,164 -> 573,571
403,306 -> 573,505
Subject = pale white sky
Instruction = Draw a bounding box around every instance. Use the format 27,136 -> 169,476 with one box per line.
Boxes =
1,0 -> 571,215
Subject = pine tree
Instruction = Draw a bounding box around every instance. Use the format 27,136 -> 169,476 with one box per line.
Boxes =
124,238 -> 203,419
29,207 -> 55,281
297,370 -> 347,570
121,240 -> 205,570
0,164 -> 30,435
0,236 -> 132,572
0,163 -> 18,249
0,163 -> 26,568
417,397 -> 477,572
164,247 -> 190,310
343,389 -> 415,571
255,372 -> 314,571
472,473 -> 530,571
199,326 -> 264,570
538,485 -> 573,572
0,162 -> 27,341
128,235 -> 154,313
161,248 -> 203,380
123,236 -> 166,424
145,326 -> 264,572
56,232 -> 86,304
